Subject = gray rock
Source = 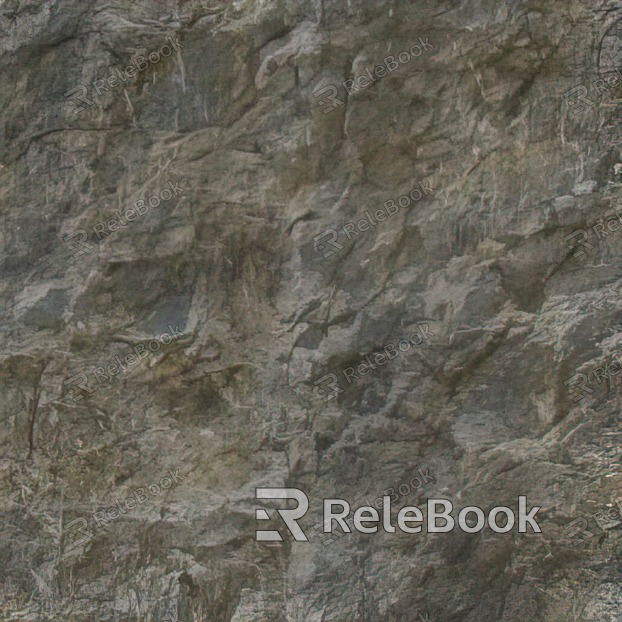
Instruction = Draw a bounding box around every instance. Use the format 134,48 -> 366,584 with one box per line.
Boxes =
1,0 -> 621,620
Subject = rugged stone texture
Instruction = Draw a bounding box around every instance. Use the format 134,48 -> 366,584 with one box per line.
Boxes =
0,0 -> 621,620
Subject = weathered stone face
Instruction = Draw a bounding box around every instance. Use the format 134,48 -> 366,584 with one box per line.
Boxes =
1,0 -> 621,620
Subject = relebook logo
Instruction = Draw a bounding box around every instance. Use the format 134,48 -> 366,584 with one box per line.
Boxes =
255,489 -> 542,542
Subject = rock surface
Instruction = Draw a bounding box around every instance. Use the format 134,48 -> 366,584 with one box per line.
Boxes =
0,0 -> 621,620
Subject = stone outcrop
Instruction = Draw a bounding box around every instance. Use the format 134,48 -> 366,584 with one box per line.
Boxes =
0,0 -> 621,620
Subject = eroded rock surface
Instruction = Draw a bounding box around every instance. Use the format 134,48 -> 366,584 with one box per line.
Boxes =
1,0 -> 621,620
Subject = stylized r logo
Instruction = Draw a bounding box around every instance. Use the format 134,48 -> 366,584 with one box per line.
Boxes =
255,488 -> 309,542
